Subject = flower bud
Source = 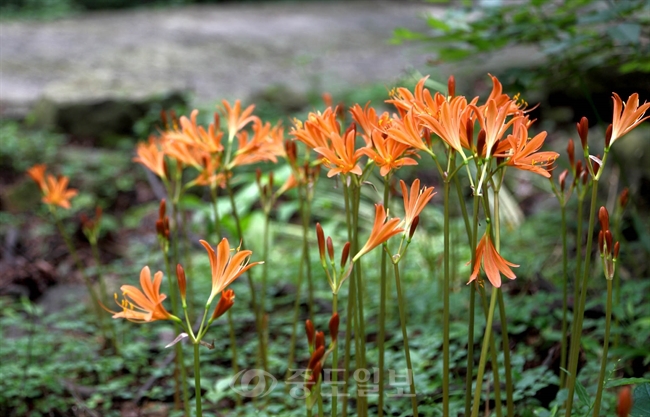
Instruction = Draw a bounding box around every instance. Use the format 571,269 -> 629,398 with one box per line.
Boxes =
305,320 -> 315,347
160,109 -> 169,129
599,206 -> 610,232
619,188 -> 629,209
159,199 -> 167,220
409,215 -> 420,239
559,169 -> 568,193
329,312 -> 339,343
605,230 -> 613,255
577,117 -> 589,149
213,112 -> 220,130
316,224 -> 326,264
344,123 -> 356,138
306,361 -> 322,392
176,264 -> 187,301
256,168 -> 262,186
605,124 -> 613,148
617,386 -> 633,417
315,331 -> 325,351
581,169 -> 588,186
614,241 -> 620,259
211,289 -> 235,320
340,242 -> 351,268
307,346 -> 325,372
447,75 -> 455,98
567,139 -> 575,169
327,236 -> 335,263
598,230 -> 604,254
466,119 -> 474,150
476,129 -> 486,157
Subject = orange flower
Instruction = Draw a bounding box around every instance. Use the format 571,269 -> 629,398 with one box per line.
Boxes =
361,130 -> 418,176
349,103 -> 393,145
500,124 -> 559,178
210,289 -> 235,321
199,238 -> 263,305
27,164 -> 47,190
134,136 -> 167,179
313,128 -> 365,177
221,100 -> 258,140
474,99 -> 522,158
400,178 -> 435,231
112,266 -> 173,322
229,120 -> 285,168
419,96 -> 472,155
164,109 -> 224,154
469,232 -> 518,288
609,92 -> 650,146
387,110 -> 430,153
41,175 -> 78,209
353,204 -> 403,261
291,107 -> 340,150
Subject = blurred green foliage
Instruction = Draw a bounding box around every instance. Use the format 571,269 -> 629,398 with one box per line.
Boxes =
393,0 -> 650,92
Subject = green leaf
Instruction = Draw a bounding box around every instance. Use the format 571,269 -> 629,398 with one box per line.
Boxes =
631,383 -> 650,417
425,16 -> 451,31
608,378 -> 650,388
607,23 -> 641,45
575,378 -> 591,408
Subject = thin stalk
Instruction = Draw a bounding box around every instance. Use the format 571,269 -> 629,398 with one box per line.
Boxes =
261,209 -> 271,367
443,175 -> 451,417
592,279 -> 613,417
342,178 -> 355,417
227,309 -> 242,407
612,208 -> 622,349
331,293 -> 339,417
89,240 -> 119,353
193,342 -> 203,417
377,176 -> 390,417
471,287 -> 498,417
565,180 -> 599,416
567,188 -> 586,390
352,185 -> 368,417
477,285 -> 503,417
560,206 -> 569,389
393,261 -> 419,416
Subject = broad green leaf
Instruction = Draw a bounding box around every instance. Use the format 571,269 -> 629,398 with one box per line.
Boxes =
631,383 -> 650,417
425,15 -> 451,31
608,378 -> 650,388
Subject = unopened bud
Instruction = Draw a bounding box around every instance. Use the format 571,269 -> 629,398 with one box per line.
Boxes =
599,206 -> 610,232
605,230 -> 613,255
329,312 -> 340,343
619,187 -> 629,209
466,119 -> 474,149
617,386 -> 633,417
476,130 -> 486,157
327,236 -> 334,262
305,320 -> 315,347
160,110 -> 169,129
256,168 -> 262,185
316,224 -> 325,263
605,124 -> 613,148
344,123 -> 356,138
598,230 -> 604,254
176,264 -> 187,300
213,112 -> 220,130
581,169 -> 588,186
559,169 -> 568,193
577,117 -> 589,149
307,361 -> 322,392
614,241 -> 620,259
211,289 -> 235,320
409,215 -> 420,239
159,199 -> 167,220
322,92 -> 333,108
315,331 -> 325,351
447,75 -> 455,98
340,242 -> 351,268
307,346 -> 325,372
423,128 -> 432,148
567,139 -> 575,169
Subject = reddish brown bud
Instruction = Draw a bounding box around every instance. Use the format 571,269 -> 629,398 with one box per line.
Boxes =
567,139 -> 575,169
605,124 -> 613,148
322,92 -> 333,108
617,386 -> 633,417
340,242 -> 351,268
329,312 -> 340,343
315,331 -> 325,351
256,168 -> 262,185
559,169 -> 569,193
423,128 -> 432,148
306,361 -> 322,392
614,241 -> 620,259
163,159 -> 170,180
344,123 -> 356,138
326,236 -> 334,262
305,320 -> 315,347
316,223 -> 325,263
211,289 -> 235,320
575,160 -> 583,178
605,230 -> 613,255
176,264 -> 187,300
599,206 -> 610,232
577,117 -> 589,149
160,109 -> 169,129
466,119 -> 474,149
268,171 -> 274,188
619,187 -> 629,209
476,129 -> 486,157
581,169 -> 589,186
409,215 -> 420,239
447,75 -> 455,98
307,346 -> 325,372
213,112 -> 220,130
598,230 -> 605,254
159,199 -> 166,220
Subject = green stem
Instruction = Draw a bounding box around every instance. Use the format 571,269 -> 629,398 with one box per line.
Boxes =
393,261 -> 419,416
351,184 -> 367,417
565,179 -> 599,416
471,287 -> 498,417
331,293 -> 339,417
443,175 -> 451,417
261,209 -> 270,366
560,205 -> 569,390
228,309 -> 242,408
377,176 -> 390,417
592,279 -> 612,417
193,342 -> 203,417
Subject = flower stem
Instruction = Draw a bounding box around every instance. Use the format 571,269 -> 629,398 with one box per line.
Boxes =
393,260 -> 418,416
377,175 -> 390,416
559,205 -> 569,390
592,278 -> 612,417
443,174 -> 451,417
331,293 -> 339,417
193,342 -> 203,417
565,179 -> 599,416
471,287 -> 498,417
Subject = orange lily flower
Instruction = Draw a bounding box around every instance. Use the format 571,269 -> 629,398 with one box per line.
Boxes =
113,266 -> 173,322
474,99 -> 522,158
291,107 -> 340,150
164,109 -> 224,154
609,92 -> 650,146
313,128 -> 365,178
499,124 -> 559,178
353,204 -> 403,261
199,238 -> 263,305
419,96 -> 472,155
164,139 -> 209,170
27,165 -> 78,209
230,120 -> 285,168
386,76 -> 443,118
221,100 -> 258,140
349,103 -> 394,145
400,178 -> 435,231
361,130 -> 418,176
387,110 -> 430,153
134,136 -> 167,179
469,232 -> 518,288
